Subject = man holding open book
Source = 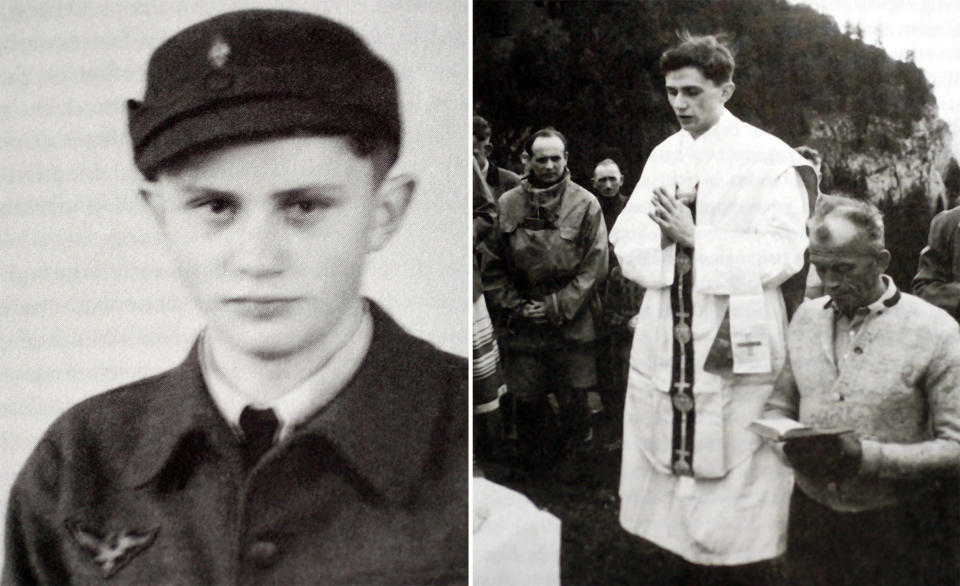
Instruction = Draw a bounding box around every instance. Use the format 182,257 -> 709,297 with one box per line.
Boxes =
763,194 -> 960,585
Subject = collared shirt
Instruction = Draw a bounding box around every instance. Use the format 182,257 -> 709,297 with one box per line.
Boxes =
199,304 -> 373,443
4,303 -> 468,584
831,275 -> 898,369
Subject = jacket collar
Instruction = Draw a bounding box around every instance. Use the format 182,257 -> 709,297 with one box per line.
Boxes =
295,302 -> 444,504
506,170 -> 570,227
122,340 -> 230,488
816,275 -> 900,365
123,301 -> 446,505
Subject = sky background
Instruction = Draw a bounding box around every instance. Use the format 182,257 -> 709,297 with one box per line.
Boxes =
797,0 -> 960,158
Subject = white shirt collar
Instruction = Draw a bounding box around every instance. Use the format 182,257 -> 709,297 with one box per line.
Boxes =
478,158 -> 490,178
199,305 -> 374,442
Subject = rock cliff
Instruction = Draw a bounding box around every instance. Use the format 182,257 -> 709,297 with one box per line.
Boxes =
805,104 -> 953,211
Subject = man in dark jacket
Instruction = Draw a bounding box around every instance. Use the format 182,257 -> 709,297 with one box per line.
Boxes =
592,159 -> 643,440
483,128 -> 608,463
913,205 -> 960,319
4,10 -> 467,584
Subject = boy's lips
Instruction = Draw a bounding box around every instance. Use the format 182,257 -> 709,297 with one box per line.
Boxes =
224,297 -> 301,317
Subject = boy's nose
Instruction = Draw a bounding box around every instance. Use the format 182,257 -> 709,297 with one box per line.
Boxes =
231,213 -> 286,277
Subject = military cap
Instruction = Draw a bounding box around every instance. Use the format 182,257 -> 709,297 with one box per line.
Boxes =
128,9 -> 400,178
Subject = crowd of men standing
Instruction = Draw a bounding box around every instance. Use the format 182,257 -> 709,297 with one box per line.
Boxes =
474,32 -> 959,586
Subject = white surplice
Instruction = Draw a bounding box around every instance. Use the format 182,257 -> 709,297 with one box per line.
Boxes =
610,109 -> 814,565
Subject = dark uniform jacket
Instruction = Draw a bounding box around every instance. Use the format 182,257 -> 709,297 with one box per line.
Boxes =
483,172 -> 608,349
4,304 -> 467,585
913,205 -> 960,318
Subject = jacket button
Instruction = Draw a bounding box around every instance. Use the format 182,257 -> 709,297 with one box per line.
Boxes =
853,347 -> 863,354
246,540 -> 279,568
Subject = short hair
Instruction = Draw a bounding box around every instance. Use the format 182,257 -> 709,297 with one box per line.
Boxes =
524,128 -> 568,155
659,32 -> 735,85
593,158 -> 622,176
474,116 -> 492,141
809,194 -> 885,253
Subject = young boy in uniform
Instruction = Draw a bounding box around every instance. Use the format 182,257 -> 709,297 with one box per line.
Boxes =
3,9 -> 466,584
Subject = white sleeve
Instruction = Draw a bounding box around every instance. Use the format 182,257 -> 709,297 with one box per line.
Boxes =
609,149 -> 676,289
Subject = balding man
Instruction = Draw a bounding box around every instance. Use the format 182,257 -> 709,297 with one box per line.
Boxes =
483,128 -> 608,465
765,195 -> 960,585
592,158 -> 628,233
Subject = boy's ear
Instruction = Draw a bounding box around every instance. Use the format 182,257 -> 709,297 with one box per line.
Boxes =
139,180 -> 166,227
367,174 -> 415,253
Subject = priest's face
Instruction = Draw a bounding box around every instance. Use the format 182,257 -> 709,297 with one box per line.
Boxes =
664,66 -> 733,139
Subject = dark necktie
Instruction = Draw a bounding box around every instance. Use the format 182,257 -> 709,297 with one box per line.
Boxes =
239,406 -> 278,468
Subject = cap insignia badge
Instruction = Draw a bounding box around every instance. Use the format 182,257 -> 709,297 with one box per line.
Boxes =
208,36 -> 231,68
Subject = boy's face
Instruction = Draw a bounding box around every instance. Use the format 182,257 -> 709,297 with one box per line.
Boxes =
142,136 -> 412,359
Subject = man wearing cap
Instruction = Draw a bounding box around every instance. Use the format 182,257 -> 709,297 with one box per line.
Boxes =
3,9 -> 466,585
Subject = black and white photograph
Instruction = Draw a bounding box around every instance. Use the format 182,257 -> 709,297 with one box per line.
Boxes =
0,1 -> 467,583
472,1 -> 960,584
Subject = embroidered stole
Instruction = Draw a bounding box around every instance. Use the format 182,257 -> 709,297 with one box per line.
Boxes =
670,199 -> 696,476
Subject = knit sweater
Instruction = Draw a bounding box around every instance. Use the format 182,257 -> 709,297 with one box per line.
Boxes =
764,285 -> 960,512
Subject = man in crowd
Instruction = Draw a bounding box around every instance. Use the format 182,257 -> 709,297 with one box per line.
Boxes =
474,115 -> 521,201
483,128 -> 607,465
592,158 -> 643,442
765,195 -> 960,585
913,204 -> 960,319
593,158 -> 629,233
609,33 -> 817,581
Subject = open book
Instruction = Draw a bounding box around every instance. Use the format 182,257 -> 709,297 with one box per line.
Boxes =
748,418 -> 852,441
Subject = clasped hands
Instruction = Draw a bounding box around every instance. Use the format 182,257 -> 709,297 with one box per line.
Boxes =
782,432 -> 863,479
648,186 -> 696,248
521,300 -> 548,324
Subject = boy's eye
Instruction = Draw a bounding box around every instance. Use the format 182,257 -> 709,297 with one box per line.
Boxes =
190,197 -> 235,214
207,199 -> 232,213
284,197 -> 332,215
